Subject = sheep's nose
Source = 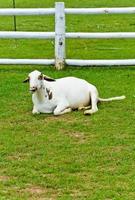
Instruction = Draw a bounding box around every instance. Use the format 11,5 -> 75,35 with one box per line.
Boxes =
30,86 -> 37,92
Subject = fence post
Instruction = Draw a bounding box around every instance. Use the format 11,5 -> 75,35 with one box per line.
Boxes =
55,2 -> 65,70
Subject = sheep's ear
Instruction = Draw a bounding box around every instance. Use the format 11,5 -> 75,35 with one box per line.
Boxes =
23,77 -> 29,83
43,75 -> 55,82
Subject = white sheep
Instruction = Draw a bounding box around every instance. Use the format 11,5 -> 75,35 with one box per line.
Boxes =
23,70 -> 126,115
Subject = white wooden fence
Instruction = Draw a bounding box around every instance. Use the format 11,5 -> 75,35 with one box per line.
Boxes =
1,2 -> 135,69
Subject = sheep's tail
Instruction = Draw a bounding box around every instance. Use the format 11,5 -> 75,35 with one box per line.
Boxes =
98,95 -> 126,102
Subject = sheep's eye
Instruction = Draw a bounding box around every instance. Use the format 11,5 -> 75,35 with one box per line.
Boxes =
38,75 -> 43,80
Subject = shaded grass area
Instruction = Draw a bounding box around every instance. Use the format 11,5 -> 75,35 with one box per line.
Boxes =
0,66 -> 135,199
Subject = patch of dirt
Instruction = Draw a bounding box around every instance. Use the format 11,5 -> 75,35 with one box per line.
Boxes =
0,175 -> 10,181
70,189 -> 87,198
25,186 -> 44,195
22,185 -> 59,199
61,130 -> 87,143
8,152 -> 30,161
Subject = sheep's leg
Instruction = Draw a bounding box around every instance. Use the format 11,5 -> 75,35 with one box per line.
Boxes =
78,105 -> 91,111
55,107 -> 72,115
32,106 -> 40,114
84,92 -> 98,115
54,107 -> 72,116
53,102 -> 71,116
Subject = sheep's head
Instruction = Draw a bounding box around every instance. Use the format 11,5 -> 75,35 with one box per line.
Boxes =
23,70 -> 55,93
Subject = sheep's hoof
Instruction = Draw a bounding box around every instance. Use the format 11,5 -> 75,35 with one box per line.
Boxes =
84,109 -> 98,115
78,106 -> 85,111
78,106 -> 91,111
32,110 -> 40,115
84,110 -> 91,115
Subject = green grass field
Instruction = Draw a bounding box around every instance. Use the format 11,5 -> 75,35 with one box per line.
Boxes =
0,0 -> 135,199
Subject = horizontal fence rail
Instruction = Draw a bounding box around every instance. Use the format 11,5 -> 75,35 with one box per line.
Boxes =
0,7 -> 135,15
0,8 -> 55,15
0,59 -> 55,65
65,7 -> 135,14
1,58 -> 135,66
66,59 -> 135,66
1,32 -> 135,39
66,32 -> 135,39
0,32 -> 55,39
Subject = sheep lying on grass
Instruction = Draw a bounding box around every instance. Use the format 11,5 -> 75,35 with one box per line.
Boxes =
23,70 -> 126,115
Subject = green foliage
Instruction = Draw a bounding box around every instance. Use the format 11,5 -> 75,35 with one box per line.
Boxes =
0,0 -> 135,199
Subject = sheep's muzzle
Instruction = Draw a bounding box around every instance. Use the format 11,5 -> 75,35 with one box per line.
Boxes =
30,87 -> 37,93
